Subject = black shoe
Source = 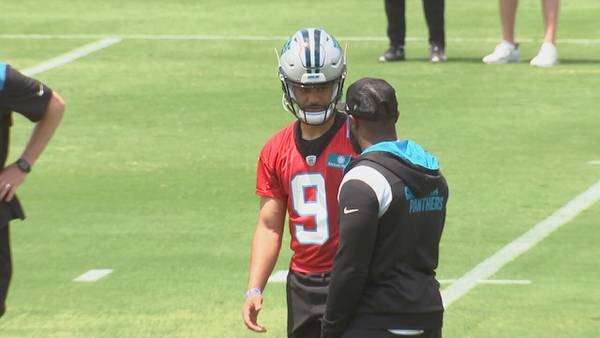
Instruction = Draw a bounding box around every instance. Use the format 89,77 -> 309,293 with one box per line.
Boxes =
429,45 -> 447,63
378,46 -> 405,62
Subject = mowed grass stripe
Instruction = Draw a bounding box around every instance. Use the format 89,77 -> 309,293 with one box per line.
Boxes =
442,179 -> 600,308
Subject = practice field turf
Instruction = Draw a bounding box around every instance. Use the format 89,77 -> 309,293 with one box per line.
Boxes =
1,0 -> 599,337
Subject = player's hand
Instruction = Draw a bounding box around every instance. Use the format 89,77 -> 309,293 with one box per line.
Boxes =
0,164 -> 27,202
242,293 -> 267,332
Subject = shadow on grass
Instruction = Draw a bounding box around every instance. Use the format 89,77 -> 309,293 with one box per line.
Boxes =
376,57 -> 600,65
557,59 -> 600,65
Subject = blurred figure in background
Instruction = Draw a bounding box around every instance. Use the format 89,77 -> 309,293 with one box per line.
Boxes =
483,0 -> 560,67
379,0 -> 446,63
0,62 -> 65,318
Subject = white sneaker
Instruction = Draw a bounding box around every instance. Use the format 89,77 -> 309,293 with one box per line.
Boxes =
530,43 -> 558,67
482,41 -> 520,64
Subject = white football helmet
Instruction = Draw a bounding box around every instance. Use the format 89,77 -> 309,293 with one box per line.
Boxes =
278,28 -> 346,125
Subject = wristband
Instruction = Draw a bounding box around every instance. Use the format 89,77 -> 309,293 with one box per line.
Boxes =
244,287 -> 262,299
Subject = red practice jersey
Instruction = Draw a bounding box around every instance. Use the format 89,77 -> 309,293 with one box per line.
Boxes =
256,116 -> 358,274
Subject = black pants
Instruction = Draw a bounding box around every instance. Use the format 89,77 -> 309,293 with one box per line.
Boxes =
0,224 -> 12,319
286,269 -> 331,338
385,0 -> 445,48
342,327 -> 442,338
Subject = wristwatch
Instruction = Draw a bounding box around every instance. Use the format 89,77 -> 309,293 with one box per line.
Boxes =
16,158 -> 31,173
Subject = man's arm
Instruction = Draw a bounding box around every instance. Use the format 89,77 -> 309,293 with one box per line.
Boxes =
242,196 -> 286,333
0,92 -> 65,201
321,179 -> 381,338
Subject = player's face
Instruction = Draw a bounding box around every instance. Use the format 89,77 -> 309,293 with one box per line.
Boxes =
290,82 -> 335,112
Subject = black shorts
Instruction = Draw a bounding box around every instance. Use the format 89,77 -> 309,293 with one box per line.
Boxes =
342,327 -> 442,338
286,269 -> 330,338
0,224 -> 12,318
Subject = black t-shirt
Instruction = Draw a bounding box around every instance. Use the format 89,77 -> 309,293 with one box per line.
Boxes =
0,63 -> 53,225
0,63 -> 53,168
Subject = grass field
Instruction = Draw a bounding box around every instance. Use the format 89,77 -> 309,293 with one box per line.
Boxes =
1,0 -> 599,337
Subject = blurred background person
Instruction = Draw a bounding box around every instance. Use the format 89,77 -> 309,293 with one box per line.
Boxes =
482,0 -> 560,67
379,0 -> 446,63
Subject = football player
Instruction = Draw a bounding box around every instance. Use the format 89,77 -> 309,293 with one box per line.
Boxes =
242,28 -> 359,338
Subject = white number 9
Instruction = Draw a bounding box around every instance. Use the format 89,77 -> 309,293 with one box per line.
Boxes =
290,173 -> 329,245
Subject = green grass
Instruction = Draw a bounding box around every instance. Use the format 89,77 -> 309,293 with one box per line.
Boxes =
0,0 -> 599,337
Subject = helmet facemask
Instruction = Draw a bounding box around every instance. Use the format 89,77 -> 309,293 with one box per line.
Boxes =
280,70 -> 346,126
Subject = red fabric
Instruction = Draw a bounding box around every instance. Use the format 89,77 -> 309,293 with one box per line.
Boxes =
256,120 -> 358,273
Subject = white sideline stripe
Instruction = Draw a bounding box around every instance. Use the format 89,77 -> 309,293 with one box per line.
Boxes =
268,271 -> 530,285
268,270 -> 289,283
589,160 -> 600,165
442,179 -> 600,308
21,37 -> 122,76
1,34 -> 599,45
73,269 -> 114,282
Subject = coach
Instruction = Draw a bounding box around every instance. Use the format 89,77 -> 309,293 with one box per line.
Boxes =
0,62 -> 65,318
321,78 -> 448,338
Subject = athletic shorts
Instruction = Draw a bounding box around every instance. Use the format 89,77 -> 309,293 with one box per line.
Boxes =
286,269 -> 330,338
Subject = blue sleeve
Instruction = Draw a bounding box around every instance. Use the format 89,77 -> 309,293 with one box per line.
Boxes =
0,63 -> 7,91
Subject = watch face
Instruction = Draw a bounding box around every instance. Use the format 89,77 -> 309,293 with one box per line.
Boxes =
17,159 -> 31,173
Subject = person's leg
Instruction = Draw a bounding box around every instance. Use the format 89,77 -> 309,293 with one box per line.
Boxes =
287,270 -> 330,338
542,0 -> 559,44
423,0 -> 445,49
380,0 -> 406,61
0,224 -> 12,318
530,0 -> 559,66
292,320 -> 322,338
385,0 -> 406,48
482,0 -> 521,63
500,0 -> 519,44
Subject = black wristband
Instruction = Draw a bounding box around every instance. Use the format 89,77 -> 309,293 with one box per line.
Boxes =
16,158 -> 31,173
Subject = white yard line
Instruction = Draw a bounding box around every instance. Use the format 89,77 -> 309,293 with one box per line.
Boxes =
1,34 -> 599,45
442,179 -> 600,308
589,160 -> 600,165
73,269 -> 114,282
22,37 -> 121,76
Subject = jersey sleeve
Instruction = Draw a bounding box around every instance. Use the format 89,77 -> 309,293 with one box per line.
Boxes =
0,64 -> 53,122
322,177 -> 380,338
255,142 -> 286,199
